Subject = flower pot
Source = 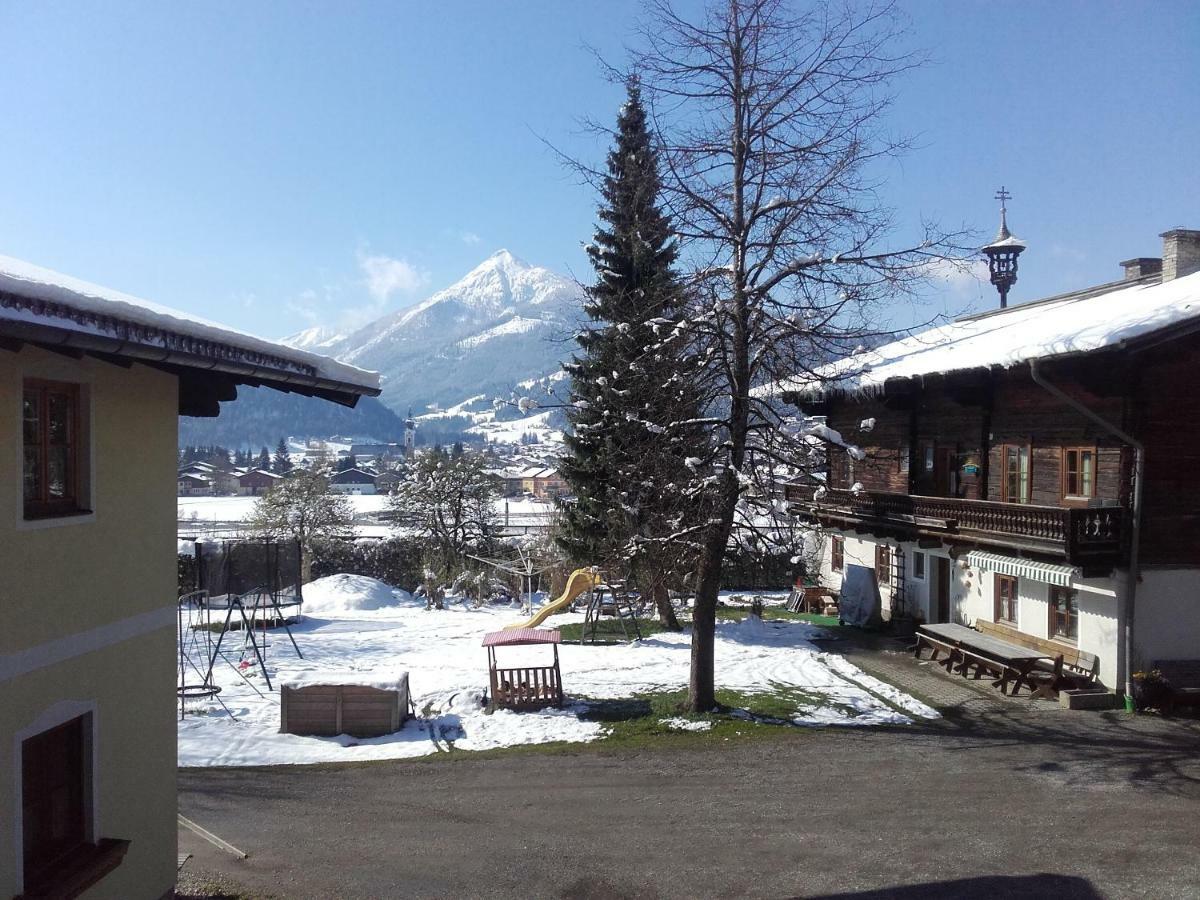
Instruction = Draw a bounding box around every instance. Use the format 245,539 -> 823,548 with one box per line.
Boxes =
1131,679 -> 1171,712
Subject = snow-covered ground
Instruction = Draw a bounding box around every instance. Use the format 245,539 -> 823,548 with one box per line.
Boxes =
177,576 -> 938,767
177,494 -> 556,529
178,493 -> 390,522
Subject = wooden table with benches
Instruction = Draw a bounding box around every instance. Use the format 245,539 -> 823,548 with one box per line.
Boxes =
915,622 -> 1059,698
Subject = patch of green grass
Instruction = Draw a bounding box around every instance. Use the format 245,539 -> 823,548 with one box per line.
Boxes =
568,684 -> 849,750
556,617 -> 677,644
715,605 -> 841,628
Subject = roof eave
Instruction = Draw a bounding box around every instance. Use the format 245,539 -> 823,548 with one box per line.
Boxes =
0,317 -> 381,409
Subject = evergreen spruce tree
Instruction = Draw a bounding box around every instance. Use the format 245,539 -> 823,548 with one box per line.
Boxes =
273,438 -> 293,474
557,78 -> 706,631
257,446 -> 271,471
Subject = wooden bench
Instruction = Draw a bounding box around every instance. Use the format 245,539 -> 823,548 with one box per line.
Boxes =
1154,660 -> 1200,711
786,586 -> 836,614
913,629 -> 971,676
975,619 -> 1099,692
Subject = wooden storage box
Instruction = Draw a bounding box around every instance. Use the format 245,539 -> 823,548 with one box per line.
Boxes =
280,672 -> 409,737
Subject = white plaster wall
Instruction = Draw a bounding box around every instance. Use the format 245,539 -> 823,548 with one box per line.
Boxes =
1075,585 -> 1119,687
903,546 -> 931,622
1020,580 -> 1050,639
1133,569 -> 1200,670
953,560 -> 987,626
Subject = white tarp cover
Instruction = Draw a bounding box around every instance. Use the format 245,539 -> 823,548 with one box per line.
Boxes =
838,565 -> 883,627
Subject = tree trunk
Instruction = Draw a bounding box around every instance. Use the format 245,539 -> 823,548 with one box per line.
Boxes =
687,512 -> 735,712
652,580 -> 682,632
300,540 -> 313,585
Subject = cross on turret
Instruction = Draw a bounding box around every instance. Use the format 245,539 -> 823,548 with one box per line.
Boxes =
982,187 -> 1026,309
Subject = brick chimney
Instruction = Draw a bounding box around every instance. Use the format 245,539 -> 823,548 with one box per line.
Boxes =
1161,229 -> 1200,281
1119,257 -> 1162,280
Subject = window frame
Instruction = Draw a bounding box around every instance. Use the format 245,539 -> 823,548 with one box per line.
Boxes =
21,713 -> 94,886
912,550 -> 926,580
875,544 -> 891,586
1049,585 -> 1079,643
830,535 -> 844,573
22,379 -> 88,520
1061,446 -> 1097,500
1000,444 -> 1031,505
994,573 -> 1018,624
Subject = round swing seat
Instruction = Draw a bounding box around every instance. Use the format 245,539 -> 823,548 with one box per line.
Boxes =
177,683 -> 223,699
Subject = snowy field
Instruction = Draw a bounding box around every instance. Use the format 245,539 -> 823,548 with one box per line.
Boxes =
177,575 -> 938,767
177,494 -> 555,524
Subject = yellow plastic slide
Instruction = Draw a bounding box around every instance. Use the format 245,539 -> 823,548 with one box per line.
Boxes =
506,567 -> 600,629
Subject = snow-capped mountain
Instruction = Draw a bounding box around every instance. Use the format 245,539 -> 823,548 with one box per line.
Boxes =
326,250 -> 585,416
280,325 -> 346,352
183,252 -> 581,449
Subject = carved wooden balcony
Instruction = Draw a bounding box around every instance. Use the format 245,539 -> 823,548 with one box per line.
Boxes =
786,485 -> 1125,572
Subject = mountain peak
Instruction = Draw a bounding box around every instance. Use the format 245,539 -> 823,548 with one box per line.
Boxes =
477,248 -> 528,271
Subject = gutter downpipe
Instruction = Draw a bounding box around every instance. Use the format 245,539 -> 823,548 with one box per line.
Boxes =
1029,359 -> 1143,707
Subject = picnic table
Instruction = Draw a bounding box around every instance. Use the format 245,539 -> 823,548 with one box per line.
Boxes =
915,623 -> 1056,698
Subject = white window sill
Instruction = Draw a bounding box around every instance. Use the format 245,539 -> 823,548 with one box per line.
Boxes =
17,511 -> 96,531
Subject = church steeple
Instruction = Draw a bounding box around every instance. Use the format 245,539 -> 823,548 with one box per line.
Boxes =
403,407 -> 416,458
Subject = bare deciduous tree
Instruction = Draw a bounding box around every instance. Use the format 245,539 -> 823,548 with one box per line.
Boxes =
388,448 -> 500,578
249,465 -> 355,582
630,0 -> 967,711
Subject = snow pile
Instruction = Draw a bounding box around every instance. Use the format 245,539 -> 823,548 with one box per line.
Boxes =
302,574 -> 415,613
659,717 -> 714,732
178,581 -> 938,767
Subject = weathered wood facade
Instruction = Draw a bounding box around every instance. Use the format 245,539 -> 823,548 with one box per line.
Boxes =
790,356 -> 1151,575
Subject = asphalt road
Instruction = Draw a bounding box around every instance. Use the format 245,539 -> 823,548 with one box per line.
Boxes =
178,706 -> 1200,899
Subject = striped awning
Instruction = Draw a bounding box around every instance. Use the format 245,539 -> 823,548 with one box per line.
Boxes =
964,551 -> 1078,587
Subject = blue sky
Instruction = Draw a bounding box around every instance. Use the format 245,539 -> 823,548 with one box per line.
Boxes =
0,1 -> 1196,339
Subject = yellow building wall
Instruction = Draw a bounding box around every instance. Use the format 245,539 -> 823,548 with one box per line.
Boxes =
0,346 -> 178,899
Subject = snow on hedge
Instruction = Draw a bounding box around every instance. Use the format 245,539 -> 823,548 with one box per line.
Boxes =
302,574 -> 415,613
178,580 -> 938,767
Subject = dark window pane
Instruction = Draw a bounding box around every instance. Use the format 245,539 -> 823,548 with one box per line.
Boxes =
47,446 -> 69,499
24,448 -> 41,500
48,391 -> 72,444
22,715 -> 87,880
23,393 -> 40,444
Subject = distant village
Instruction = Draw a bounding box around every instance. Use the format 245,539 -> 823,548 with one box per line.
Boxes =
177,428 -> 568,501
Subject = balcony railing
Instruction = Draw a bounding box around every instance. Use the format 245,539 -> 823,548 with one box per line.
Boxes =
786,485 -> 1125,570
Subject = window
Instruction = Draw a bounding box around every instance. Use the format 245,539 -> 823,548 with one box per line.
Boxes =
875,544 -> 891,585
1049,586 -> 1079,642
830,536 -> 844,572
1001,445 -> 1030,504
994,574 -> 1018,624
22,715 -> 91,885
23,380 -> 85,519
1063,448 -> 1096,498
912,551 -> 926,580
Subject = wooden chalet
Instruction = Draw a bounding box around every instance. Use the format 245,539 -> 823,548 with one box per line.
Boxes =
784,228 -> 1200,693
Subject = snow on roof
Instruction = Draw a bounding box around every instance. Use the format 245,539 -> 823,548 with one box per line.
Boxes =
780,270 -> 1200,397
279,671 -> 409,692
239,469 -> 280,479
0,254 -> 379,394
483,628 -> 562,647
